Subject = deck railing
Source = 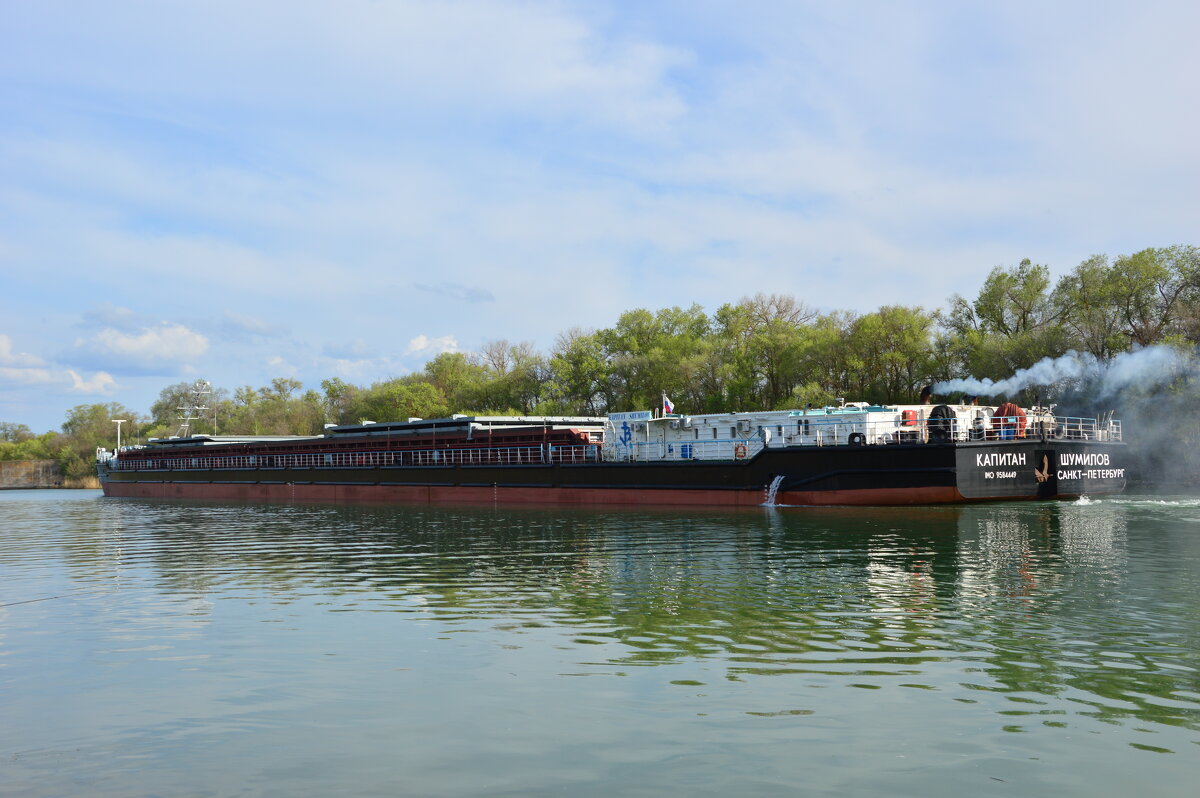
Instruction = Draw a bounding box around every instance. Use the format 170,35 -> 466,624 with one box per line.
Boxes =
611,438 -> 767,462
106,414 -> 1122,471
889,414 -> 1122,444
111,443 -> 601,472
615,414 -> 1121,461
774,414 -> 1122,447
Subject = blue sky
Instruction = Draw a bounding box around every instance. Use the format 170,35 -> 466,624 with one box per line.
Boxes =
2,0 -> 1197,433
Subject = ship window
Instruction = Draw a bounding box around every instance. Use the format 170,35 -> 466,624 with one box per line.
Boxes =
777,425 -> 783,436
730,426 -> 736,438
693,429 -> 698,440
712,428 -> 717,439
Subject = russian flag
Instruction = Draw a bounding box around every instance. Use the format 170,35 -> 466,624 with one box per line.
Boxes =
662,394 -> 674,415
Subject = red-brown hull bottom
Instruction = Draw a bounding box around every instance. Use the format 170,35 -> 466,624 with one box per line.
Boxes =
101,480 -> 968,507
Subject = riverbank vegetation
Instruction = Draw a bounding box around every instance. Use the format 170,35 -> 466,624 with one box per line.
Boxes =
1,405 -> 139,481
2,244 -> 1197,480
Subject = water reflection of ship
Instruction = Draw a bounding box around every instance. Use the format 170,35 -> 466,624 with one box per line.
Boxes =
95,501 -> 1131,620
952,502 -> 1128,602
66,499 -> 1186,737
808,502 -> 1131,615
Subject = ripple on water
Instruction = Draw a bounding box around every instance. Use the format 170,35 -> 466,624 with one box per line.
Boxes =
2,492 -> 1200,796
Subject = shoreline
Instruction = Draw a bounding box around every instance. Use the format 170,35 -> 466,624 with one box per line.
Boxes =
0,477 -> 100,490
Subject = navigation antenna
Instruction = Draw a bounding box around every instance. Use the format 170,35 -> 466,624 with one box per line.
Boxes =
176,379 -> 212,438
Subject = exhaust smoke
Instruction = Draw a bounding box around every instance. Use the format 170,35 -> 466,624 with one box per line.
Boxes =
936,345 -> 1199,488
934,346 -> 1191,402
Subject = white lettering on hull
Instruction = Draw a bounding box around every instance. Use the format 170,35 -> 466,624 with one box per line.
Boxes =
1058,468 -> 1125,481
1059,452 -> 1111,467
976,452 -> 1027,467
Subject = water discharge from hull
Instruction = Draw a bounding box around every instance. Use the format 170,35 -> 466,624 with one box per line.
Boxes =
764,475 -> 785,506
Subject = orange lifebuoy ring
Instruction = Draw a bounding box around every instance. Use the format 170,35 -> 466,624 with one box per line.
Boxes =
734,443 -> 747,459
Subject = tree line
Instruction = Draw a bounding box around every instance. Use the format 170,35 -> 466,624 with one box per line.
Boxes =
3,244 -> 1196,479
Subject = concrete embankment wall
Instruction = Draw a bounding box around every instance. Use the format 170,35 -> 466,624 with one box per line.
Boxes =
0,460 -> 64,489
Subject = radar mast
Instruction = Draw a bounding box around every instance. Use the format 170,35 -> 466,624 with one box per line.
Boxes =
176,379 -> 212,438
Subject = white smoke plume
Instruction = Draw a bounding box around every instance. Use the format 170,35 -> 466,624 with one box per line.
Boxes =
936,345 -> 1200,487
934,345 -> 1192,401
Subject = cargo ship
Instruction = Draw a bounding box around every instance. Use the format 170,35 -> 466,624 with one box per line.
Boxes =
95,400 -> 1127,507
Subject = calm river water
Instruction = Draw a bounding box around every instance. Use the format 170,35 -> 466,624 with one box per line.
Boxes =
1,490 -> 1198,797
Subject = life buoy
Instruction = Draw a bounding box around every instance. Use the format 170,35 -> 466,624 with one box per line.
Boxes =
848,432 -> 866,446
734,443 -> 747,459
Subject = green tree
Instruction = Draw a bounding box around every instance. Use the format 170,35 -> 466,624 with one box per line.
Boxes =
352,379 -> 450,422
320,377 -> 362,426
845,306 -> 937,403
1157,244 -> 1200,343
1107,246 -> 1200,346
794,312 -> 857,401
471,340 -> 551,414
547,328 -> 610,415
422,352 -> 488,411
0,430 -> 58,462
227,378 -> 323,435
57,402 -> 140,478
969,259 -> 1058,336
1052,255 -> 1128,359
947,258 -> 1069,381
714,294 -> 816,410
595,305 -> 712,412
146,380 -> 231,438
0,422 -> 35,443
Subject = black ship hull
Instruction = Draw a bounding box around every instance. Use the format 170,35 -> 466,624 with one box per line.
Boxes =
100,438 -> 1126,507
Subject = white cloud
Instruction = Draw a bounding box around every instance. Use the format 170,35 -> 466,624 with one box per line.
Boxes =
3,0 -> 1198,436
414,282 -> 495,303
0,366 -> 56,385
67,370 -> 116,394
321,340 -> 374,360
0,334 -> 44,367
327,358 -> 387,380
0,1 -> 687,158
404,334 -> 458,357
0,364 -> 115,395
97,324 -> 208,359
265,355 -> 297,375
220,311 -> 283,338
74,323 -> 209,371
1,333 -> 116,396
81,303 -> 144,332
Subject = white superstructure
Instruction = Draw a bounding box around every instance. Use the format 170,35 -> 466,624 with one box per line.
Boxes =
602,402 -> 1119,463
